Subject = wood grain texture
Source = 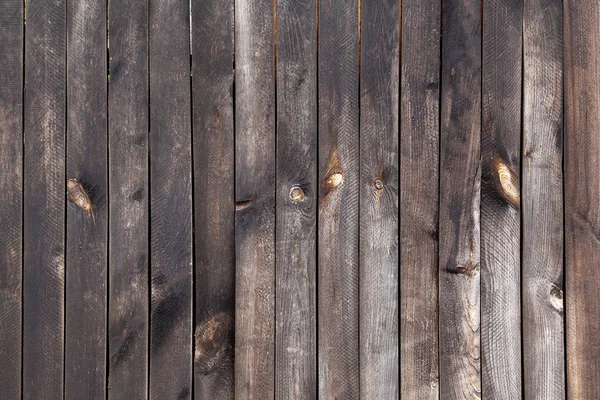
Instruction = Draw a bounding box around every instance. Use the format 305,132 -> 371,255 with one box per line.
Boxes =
400,0 -> 440,398
317,0 -> 360,397
0,1 -> 22,398
108,0 -> 149,398
23,0 -> 66,398
148,0 -> 193,398
438,0 -> 481,398
361,0 -> 399,398
481,0 -> 522,397
191,0 -> 235,397
65,1 -> 107,398
275,0 -> 317,397
523,0 -> 565,398
564,1 -> 600,398
234,0 -> 276,396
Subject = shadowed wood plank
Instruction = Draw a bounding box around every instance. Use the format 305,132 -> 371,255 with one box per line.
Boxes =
317,0 -> 360,397
108,0 -> 149,398
523,0 -> 565,398
0,1 -> 22,398
438,0 -> 481,398
23,0 -> 66,398
400,0 -> 440,397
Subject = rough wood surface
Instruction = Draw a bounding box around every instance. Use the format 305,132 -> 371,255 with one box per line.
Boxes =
523,0 -> 565,398
0,1 -> 22,398
564,1 -> 600,398
108,0 -> 149,398
234,0 -> 276,397
400,0 -> 440,398
438,0 -> 481,398
317,0 -> 360,397
191,0 -> 235,397
481,0 -> 522,397
148,0 -> 193,398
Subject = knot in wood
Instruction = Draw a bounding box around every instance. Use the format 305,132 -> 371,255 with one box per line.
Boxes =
194,312 -> 233,375
324,173 -> 343,189
492,157 -> 520,207
289,186 -> 305,203
374,179 -> 384,190
67,178 -> 92,215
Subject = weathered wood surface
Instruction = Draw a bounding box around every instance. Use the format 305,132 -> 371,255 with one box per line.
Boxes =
191,0 -> 235,398
317,0 -> 360,398
0,1 -> 22,398
438,0 -> 481,398
234,0 -> 276,397
565,1 -> 600,398
523,0 -> 565,398
148,0 -> 193,398
108,0 -> 149,398
23,0 -> 66,398
400,0 -> 440,398
481,0 -> 523,397
275,0 -> 317,397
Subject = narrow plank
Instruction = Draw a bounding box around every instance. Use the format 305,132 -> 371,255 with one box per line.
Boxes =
108,0 -> 149,398
317,0 -> 360,397
22,0 -> 66,398
148,0 -> 193,398
481,0 -> 522,397
64,1 -> 107,398
191,0 -> 235,397
522,0 -> 565,397
234,0 -> 276,396
438,0 -> 481,398
275,0 -> 317,397
400,0 -> 440,397
564,1 -> 600,398
0,0 -> 23,398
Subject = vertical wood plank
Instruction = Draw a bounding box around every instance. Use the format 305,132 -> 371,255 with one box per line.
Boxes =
523,0 -> 565,397
400,0 -> 440,397
23,0 -> 66,398
438,0 -> 481,398
65,0 -> 107,398
275,0 -> 317,397
234,0 -> 276,396
481,0 -> 522,397
0,0 -> 23,398
108,0 -> 149,398
564,1 -> 600,398
191,0 -> 235,397
317,0 -> 360,397
148,0 -> 193,398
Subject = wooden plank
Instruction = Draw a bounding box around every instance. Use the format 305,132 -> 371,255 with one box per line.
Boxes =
191,0 -> 235,397
148,0 -> 193,398
481,0 -> 522,397
317,0 -> 360,397
522,0 -> 565,398
234,0 -> 275,396
400,0 -> 440,398
64,1 -> 107,398
275,0 -> 317,397
0,1 -> 23,398
22,0 -> 66,398
438,0 -> 481,398
564,1 -> 600,398
107,0 -> 149,398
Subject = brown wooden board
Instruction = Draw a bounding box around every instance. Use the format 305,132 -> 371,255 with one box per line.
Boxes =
317,0 -> 360,397
438,0 -> 481,398
481,0 -> 522,397
0,0 -> 22,398
234,0 -> 276,396
400,0 -> 440,398
22,0 -> 66,398
564,0 -> 600,397
108,0 -> 149,398
523,0 -> 565,397
148,0 -> 193,398
191,0 -> 235,397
